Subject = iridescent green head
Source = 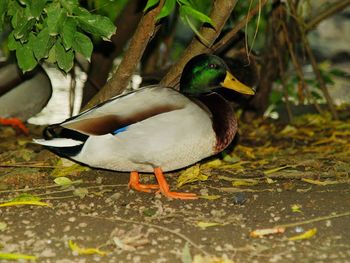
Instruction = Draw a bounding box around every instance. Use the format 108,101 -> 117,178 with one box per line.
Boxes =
180,54 -> 255,96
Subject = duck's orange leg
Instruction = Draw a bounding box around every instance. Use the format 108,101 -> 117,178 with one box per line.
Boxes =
128,171 -> 159,193
0,117 -> 29,135
154,167 -> 197,200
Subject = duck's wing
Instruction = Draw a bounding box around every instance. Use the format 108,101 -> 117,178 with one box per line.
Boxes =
45,86 -> 187,138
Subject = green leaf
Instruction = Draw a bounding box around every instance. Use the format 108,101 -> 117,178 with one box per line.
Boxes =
13,18 -> 35,40
55,41 -> 74,72
46,3 -> 65,35
60,0 -> 79,14
11,5 -> 25,28
54,176 -> 73,186
19,0 -> 30,6
32,28 -> 51,60
7,31 -> 22,51
7,0 -> 21,17
72,32 -> 93,61
177,0 -> 193,6
0,0 -> 8,29
16,43 -> 37,72
74,7 -> 116,39
10,193 -> 41,202
144,0 -> 160,12
46,45 -> 56,63
29,0 -> 47,18
179,5 -> 213,25
61,17 -> 77,49
330,68 -> 348,78
157,0 -> 176,20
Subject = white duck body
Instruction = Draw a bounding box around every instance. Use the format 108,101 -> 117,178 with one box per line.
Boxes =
35,86 -> 232,172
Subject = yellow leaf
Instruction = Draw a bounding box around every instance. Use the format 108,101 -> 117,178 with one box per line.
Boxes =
222,153 -> 240,163
0,253 -> 37,260
263,165 -> 293,175
291,204 -> 302,213
301,178 -> 340,186
217,175 -> 235,181
177,164 -> 208,188
201,159 -> 223,169
199,195 -> 221,200
0,200 -> 52,208
0,194 -> 51,208
197,222 -> 223,229
288,228 -> 317,241
220,161 -> 247,170
51,159 -> 89,177
298,128 -> 315,137
232,179 -> 259,187
265,178 -> 275,184
68,240 -> 108,256
193,254 -> 234,263
237,145 -> 256,159
279,125 -> 297,135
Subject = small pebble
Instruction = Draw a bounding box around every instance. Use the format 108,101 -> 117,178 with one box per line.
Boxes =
233,192 -> 247,205
295,226 -> 304,233
68,217 -> 76,222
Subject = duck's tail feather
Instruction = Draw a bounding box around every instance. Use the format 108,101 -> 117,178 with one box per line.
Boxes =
34,123 -> 89,157
33,138 -> 85,157
33,138 -> 84,147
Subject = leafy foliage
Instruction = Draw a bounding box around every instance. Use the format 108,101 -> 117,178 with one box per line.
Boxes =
0,0 -> 116,73
144,0 -> 214,39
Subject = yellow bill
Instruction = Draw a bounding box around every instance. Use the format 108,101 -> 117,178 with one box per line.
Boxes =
220,71 -> 255,95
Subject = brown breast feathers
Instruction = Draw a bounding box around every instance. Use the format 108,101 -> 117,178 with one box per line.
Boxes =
196,93 -> 237,153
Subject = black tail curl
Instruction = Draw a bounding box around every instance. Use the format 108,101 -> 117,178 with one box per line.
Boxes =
43,124 -> 89,142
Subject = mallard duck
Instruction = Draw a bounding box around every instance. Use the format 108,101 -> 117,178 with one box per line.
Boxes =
0,63 -> 52,134
34,54 -> 254,199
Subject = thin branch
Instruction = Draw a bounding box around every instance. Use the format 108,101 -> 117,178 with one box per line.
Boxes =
213,0 -> 268,53
160,0 -> 238,89
305,0 -> 350,32
287,0 -> 338,119
302,33 -> 338,119
277,51 -> 293,123
83,1 -> 164,110
280,21 -> 323,115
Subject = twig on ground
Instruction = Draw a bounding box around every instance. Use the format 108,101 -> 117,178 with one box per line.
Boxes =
82,214 -> 212,256
276,211 -> 350,229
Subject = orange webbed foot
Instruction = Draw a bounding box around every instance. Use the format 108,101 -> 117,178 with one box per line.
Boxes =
128,171 -> 159,193
0,117 -> 29,135
154,167 -> 198,200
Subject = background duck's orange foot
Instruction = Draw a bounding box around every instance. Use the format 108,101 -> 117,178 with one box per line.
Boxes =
128,171 -> 159,193
0,117 -> 29,135
154,167 -> 198,200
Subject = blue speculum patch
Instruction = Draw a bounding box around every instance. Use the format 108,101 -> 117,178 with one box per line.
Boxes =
112,126 -> 128,135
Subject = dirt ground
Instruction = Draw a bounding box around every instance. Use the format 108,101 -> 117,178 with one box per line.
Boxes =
0,113 -> 349,262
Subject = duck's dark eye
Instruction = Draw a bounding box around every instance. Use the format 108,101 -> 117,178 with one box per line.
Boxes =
208,63 -> 217,69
